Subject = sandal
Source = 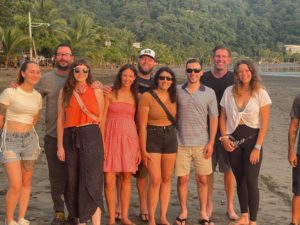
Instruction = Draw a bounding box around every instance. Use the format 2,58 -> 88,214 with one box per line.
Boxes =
115,212 -> 121,221
139,213 -> 149,222
175,217 -> 187,225
199,219 -> 209,225
199,219 -> 214,225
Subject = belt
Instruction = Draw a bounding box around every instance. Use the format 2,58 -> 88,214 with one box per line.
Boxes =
147,124 -> 174,131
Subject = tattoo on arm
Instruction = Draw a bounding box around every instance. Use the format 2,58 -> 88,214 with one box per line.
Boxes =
0,103 -> 7,117
21,160 -> 36,171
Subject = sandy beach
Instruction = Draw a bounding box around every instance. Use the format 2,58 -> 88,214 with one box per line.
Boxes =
0,67 -> 299,225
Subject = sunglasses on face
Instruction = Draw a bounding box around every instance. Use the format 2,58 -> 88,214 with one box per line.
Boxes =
158,76 -> 173,81
186,68 -> 202,73
73,68 -> 89,74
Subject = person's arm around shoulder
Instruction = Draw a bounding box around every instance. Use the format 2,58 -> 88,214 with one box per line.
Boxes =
57,89 -> 65,162
249,90 -> 271,165
138,92 -> 151,168
288,117 -> 299,167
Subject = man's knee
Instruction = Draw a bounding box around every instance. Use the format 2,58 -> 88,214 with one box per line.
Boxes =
178,175 -> 189,186
196,175 -> 208,186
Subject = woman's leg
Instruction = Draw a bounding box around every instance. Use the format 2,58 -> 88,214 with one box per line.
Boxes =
159,153 -> 176,224
105,172 -> 116,224
120,172 -> 133,224
147,153 -> 162,225
18,160 -> 35,220
228,147 -> 249,224
243,144 -> 262,222
91,207 -> 102,225
116,175 -> 122,220
4,161 -> 22,223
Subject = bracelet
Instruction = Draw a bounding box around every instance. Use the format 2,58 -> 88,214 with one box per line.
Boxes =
254,144 -> 262,151
219,135 -> 229,142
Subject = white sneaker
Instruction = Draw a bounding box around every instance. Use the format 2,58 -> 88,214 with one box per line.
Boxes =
17,218 -> 30,225
5,220 -> 18,225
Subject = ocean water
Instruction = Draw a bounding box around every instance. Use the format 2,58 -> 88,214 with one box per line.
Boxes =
261,71 -> 300,77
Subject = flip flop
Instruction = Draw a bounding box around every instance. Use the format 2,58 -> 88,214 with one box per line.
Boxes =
115,212 -> 121,221
175,217 -> 187,225
199,219 -> 209,225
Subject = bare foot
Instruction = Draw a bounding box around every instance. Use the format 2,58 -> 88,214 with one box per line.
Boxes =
227,210 -> 239,220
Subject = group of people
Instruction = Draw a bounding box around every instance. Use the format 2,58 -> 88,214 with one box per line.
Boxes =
0,43 -> 299,225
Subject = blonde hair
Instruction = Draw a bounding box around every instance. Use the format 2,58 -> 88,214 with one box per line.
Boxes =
232,59 -> 263,97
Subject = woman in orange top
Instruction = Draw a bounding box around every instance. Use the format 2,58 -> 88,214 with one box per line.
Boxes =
57,59 -> 104,225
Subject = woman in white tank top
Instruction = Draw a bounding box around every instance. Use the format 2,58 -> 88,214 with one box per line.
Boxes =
0,61 -> 42,225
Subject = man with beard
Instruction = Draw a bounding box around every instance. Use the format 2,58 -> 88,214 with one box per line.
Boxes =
175,58 -> 218,225
136,48 -> 157,222
36,43 -> 74,225
201,45 -> 238,221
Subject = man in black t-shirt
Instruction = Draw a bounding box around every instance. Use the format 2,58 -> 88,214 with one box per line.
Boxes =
201,45 -> 238,221
135,48 -> 157,222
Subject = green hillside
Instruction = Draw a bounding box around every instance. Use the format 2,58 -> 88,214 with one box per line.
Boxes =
0,0 -> 299,66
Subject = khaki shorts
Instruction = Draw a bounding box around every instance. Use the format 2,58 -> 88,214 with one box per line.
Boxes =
175,146 -> 212,176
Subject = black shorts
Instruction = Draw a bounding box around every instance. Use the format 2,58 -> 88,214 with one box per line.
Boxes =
212,135 -> 232,173
293,154 -> 300,196
146,125 -> 177,154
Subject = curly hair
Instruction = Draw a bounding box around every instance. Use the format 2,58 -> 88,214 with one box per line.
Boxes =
150,66 -> 177,103
62,59 -> 93,107
113,64 -> 139,105
232,59 -> 263,97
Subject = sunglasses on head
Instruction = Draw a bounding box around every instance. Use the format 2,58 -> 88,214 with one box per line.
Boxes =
186,68 -> 202,73
73,68 -> 89,74
159,76 -> 173,81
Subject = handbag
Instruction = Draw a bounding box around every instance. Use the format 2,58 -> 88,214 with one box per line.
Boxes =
149,91 -> 176,126
73,90 -> 99,123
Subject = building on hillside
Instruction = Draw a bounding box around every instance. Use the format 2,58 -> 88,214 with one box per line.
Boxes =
285,45 -> 300,54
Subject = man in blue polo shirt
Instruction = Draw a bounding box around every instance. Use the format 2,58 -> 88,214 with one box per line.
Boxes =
175,58 -> 218,225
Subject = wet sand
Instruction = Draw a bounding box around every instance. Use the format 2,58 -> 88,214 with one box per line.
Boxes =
0,67 -> 298,225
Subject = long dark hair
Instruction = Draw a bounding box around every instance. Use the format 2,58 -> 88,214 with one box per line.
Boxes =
62,59 -> 93,107
232,59 -> 263,97
151,66 -> 177,103
16,61 -> 38,85
113,64 -> 139,105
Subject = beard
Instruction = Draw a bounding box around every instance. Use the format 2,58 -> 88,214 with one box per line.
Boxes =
138,63 -> 154,75
56,60 -> 71,71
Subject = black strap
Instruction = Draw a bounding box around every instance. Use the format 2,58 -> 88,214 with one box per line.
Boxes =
150,91 -> 176,126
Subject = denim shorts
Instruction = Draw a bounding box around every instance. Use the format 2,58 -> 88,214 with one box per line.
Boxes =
0,129 -> 40,163
146,125 -> 177,154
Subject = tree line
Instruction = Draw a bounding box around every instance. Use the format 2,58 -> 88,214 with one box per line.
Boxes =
0,0 -> 300,68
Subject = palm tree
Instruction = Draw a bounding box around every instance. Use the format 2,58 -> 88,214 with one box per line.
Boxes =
1,26 -> 29,68
32,0 -> 69,40
67,14 -> 100,56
